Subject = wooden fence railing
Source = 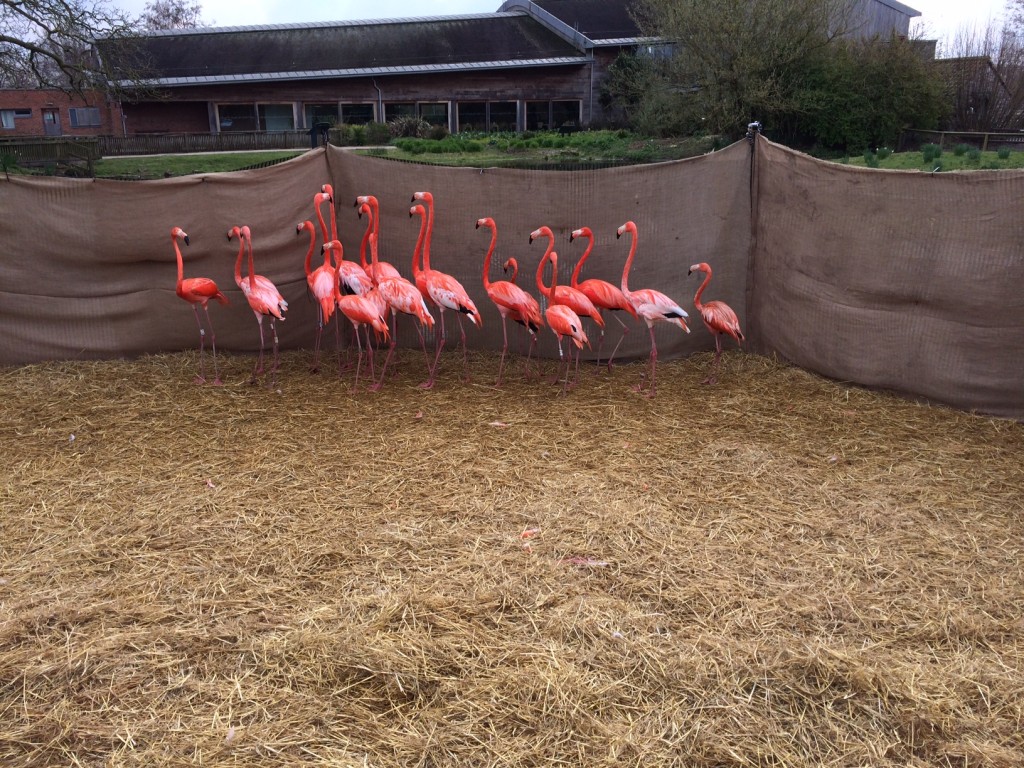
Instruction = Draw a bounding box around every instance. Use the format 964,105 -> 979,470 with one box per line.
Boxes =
899,128 -> 1024,152
98,130 -> 318,156
0,137 -> 101,170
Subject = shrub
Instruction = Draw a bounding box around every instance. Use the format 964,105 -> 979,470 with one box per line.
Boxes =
921,143 -> 942,163
863,149 -> 879,168
365,122 -> 391,145
953,143 -> 970,156
388,115 -> 431,138
349,125 -> 366,146
966,147 -> 981,162
998,146 -> 1011,160
427,124 -> 450,141
876,146 -> 892,160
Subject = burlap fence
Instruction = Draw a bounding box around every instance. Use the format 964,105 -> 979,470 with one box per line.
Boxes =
0,136 -> 1020,418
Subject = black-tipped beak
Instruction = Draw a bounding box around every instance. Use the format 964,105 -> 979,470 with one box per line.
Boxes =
183,235 -> 190,246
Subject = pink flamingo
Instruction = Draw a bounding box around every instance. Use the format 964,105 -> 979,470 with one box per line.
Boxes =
535,248 -> 588,394
616,220 -> 690,397
477,216 -> 542,387
172,226 -> 228,385
411,190 -> 483,387
299,218 -> 337,373
503,257 -> 545,379
569,226 -> 637,370
368,230 -> 435,391
228,225 -> 288,388
530,225 -> 605,333
322,239 -> 391,391
355,194 -> 402,284
688,261 -> 745,384
316,188 -> 372,296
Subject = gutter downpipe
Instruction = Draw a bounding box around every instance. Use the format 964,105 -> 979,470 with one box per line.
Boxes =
372,78 -> 384,124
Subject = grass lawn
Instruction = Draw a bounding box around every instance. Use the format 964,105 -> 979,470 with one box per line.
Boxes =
91,150 -> 306,179
836,146 -> 1024,171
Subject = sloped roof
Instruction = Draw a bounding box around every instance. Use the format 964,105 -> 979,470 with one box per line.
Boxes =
529,0 -> 643,41
100,13 -> 587,86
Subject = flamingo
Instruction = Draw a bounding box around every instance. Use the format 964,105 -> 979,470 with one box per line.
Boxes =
299,218 -> 337,373
172,226 -> 228,385
355,194 -> 402,283
536,248 -> 588,394
411,190 -> 483,387
616,220 -> 690,397
367,230 -> 435,391
502,257 -> 544,380
322,239 -> 391,391
569,226 -> 638,371
477,216 -> 542,387
228,225 -> 288,388
316,188 -> 372,296
530,225 -> 605,333
688,261 -> 745,384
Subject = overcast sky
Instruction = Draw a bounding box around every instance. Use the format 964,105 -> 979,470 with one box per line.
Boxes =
115,0 -> 1010,48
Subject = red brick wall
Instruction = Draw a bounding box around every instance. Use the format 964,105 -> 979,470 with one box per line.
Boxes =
0,89 -> 124,138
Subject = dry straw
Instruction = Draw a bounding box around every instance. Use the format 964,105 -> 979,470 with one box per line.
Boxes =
1,349 -> 1022,767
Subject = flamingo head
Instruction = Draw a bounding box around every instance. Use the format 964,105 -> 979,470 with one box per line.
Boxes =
171,226 -> 189,246
321,183 -> 333,197
314,191 -> 330,208
688,262 -> 711,277
476,217 -> 495,230
322,240 -> 341,257
616,221 -> 635,239
529,225 -> 553,244
410,204 -> 425,219
570,226 -> 592,242
297,220 -> 314,235
358,202 -> 372,220
412,190 -> 433,204
227,225 -> 240,241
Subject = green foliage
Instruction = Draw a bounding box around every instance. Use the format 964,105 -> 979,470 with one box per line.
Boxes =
998,146 -> 1012,159
953,143 -> 970,156
966,147 -> 982,162
365,122 -> 391,145
922,143 -> 942,163
876,146 -> 892,160
388,115 -> 431,138
863,149 -> 880,168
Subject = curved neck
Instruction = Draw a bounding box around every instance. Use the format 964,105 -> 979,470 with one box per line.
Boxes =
412,207 -> 427,278
504,258 -> 519,283
232,230 -> 244,286
359,207 -> 374,269
620,225 -> 637,297
302,223 -> 317,276
173,234 -> 185,287
570,232 -> 593,288
245,232 -> 257,291
314,196 -> 329,244
328,198 -> 338,242
422,198 -> 434,270
693,268 -> 711,311
481,223 -> 497,289
536,250 -> 557,298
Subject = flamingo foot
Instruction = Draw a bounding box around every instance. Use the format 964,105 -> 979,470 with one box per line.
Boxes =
418,379 -> 436,390
212,377 -> 224,386
193,375 -> 207,385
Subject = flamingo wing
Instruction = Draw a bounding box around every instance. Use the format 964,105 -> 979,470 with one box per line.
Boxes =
546,304 -> 588,349
427,272 -> 482,326
577,278 -> 637,319
701,300 -> 744,343
179,277 -> 228,306
309,265 -> 337,321
243,275 -> 288,319
338,261 -> 374,296
553,285 -> 605,328
629,288 -> 689,331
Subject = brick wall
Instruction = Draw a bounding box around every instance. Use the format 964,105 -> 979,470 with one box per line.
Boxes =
0,89 -> 124,138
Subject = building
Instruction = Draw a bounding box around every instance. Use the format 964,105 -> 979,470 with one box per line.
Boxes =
0,89 -> 123,138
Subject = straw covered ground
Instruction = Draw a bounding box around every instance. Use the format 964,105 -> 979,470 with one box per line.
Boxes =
1,348 -> 1022,767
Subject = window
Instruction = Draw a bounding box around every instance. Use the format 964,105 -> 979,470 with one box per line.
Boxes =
526,100 -> 581,131
488,101 -> 518,132
526,101 -> 549,130
217,104 -> 257,132
457,102 -> 486,132
551,100 -> 580,128
304,103 -> 338,129
384,103 -> 416,122
258,104 -> 294,131
340,104 -> 374,125
69,107 -> 102,128
419,102 -> 449,128
1,110 -> 13,130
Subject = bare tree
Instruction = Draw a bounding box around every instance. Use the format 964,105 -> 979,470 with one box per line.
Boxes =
940,18 -> 1024,131
633,0 -> 854,137
141,0 -> 206,31
0,0 -> 138,90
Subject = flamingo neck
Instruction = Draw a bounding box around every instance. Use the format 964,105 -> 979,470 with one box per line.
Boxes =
245,234 -> 256,291
173,236 -> 185,287
303,225 -> 317,277
411,209 -> 428,279
359,209 -> 373,270
328,200 -> 338,242
232,233 -> 244,287
693,268 -> 712,311
505,258 -> 519,282
481,224 -> 497,289
423,199 -> 434,271
570,233 -> 592,288
536,250 -> 557,298
314,199 -> 329,244
620,226 -> 637,298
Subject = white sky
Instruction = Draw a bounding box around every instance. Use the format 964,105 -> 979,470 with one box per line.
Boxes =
114,0 -> 1010,49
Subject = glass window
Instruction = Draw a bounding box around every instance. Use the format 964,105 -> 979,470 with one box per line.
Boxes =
218,104 -> 257,132
304,103 -> 338,129
341,104 -> 374,124
488,101 -> 518,132
552,100 -> 580,128
1,110 -> 13,130
420,102 -> 449,128
525,101 -> 549,130
258,104 -> 294,131
384,103 -> 416,122
69,107 -> 102,128
457,102 -> 486,132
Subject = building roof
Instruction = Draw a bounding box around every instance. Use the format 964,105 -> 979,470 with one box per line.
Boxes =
100,13 -> 589,87
499,0 -> 644,42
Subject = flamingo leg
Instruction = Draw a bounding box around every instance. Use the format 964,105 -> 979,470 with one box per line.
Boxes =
703,334 -> 723,385
311,307 -> 324,373
495,315 -> 509,388
191,304 -> 208,385
457,314 -> 470,383
605,313 -> 630,372
204,304 -> 223,386
251,313 -> 266,385
371,340 -> 395,391
269,318 -> 281,390
422,311 -> 446,389
351,324 -> 364,393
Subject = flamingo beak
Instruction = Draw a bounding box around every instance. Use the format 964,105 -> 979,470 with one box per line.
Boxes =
183,235 -> 190,246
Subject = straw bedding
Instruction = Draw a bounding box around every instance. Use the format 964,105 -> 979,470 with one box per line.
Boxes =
1,348 -> 1022,767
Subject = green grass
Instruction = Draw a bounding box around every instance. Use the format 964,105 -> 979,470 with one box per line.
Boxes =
91,150 -> 306,179
839,147 -> 1024,172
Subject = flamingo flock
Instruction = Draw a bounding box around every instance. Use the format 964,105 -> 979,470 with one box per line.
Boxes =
172,187 -> 744,396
